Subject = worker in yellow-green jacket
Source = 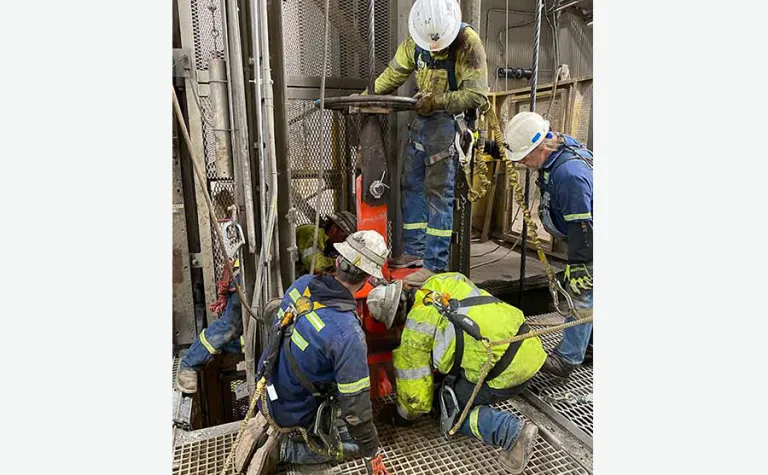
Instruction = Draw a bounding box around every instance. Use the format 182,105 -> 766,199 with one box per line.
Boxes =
367,273 -> 546,474
367,0 -> 489,287
296,211 -> 357,275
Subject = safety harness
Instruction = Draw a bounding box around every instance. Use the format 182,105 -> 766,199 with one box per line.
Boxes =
536,136 -> 594,238
261,293 -> 343,458
424,292 -> 530,434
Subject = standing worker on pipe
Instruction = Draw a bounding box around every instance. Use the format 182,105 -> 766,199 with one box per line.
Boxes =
503,111 -> 594,378
365,0 -> 489,287
367,273 -> 546,474
246,231 -> 392,475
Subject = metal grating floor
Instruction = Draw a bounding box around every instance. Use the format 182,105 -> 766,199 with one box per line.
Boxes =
173,430 -> 237,475
276,395 -> 588,475
524,313 -> 593,447
172,394 -> 588,475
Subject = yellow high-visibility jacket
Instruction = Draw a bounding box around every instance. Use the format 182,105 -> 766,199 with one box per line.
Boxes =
393,273 -> 546,418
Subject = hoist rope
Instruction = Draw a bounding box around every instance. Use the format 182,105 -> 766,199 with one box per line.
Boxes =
309,0 -> 332,275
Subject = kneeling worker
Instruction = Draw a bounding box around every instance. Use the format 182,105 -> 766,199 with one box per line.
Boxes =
296,211 -> 357,275
367,273 -> 546,474
248,230 -> 392,475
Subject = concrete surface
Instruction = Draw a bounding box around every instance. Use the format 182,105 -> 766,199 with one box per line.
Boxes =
468,240 -> 562,284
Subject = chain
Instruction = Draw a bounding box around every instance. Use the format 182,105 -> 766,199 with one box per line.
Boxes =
208,1 -> 220,58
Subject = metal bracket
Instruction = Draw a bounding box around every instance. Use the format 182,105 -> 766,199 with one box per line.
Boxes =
172,49 -> 190,78
189,253 -> 202,268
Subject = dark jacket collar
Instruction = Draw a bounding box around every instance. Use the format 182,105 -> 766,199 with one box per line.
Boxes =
308,274 -> 358,313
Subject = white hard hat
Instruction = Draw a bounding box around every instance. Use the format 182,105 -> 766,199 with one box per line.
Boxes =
503,111 -> 551,162
366,280 -> 403,329
409,0 -> 462,52
333,230 -> 389,279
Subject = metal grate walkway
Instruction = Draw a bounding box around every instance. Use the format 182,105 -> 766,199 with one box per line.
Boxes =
171,394 -> 589,475
523,313 -> 593,448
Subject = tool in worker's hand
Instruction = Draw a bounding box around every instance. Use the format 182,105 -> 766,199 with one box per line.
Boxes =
365,451 -> 392,475
423,291 -> 484,342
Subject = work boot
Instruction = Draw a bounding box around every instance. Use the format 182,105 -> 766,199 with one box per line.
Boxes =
404,268 -> 435,287
499,421 -> 538,474
541,352 -> 576,379
389,254 -> 424,269
176,368 -> 198,394
246,428 -> 280,475
583,343 -> 593,365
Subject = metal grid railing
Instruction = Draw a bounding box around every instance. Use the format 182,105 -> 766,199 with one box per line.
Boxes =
524,313 -> 593,443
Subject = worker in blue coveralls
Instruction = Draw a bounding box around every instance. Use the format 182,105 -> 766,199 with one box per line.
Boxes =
365,0 -> 489,287
502,111 -> 593,379
246,230 -> 393,475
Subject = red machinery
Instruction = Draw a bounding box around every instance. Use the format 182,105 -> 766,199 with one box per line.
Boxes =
352,176 -> 421,398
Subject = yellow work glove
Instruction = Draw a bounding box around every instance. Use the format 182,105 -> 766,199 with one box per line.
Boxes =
564,264 -> 593,295
414,92 -> 437,116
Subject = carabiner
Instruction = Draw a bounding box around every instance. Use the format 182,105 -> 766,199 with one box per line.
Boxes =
550,279 -> 575,316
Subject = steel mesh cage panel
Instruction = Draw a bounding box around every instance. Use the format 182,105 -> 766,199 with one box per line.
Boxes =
229,379 -> 249,420
288,101 -> 349,224
283,0 -> 391,79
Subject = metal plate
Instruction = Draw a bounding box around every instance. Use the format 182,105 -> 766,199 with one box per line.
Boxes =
523,313 -> 593,447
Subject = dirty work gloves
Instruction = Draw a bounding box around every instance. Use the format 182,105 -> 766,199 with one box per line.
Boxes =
414,92 -> 438,116
563,264 -> 592,295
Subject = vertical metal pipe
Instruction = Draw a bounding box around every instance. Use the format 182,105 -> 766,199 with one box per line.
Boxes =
519,0 -> 543,309
266,0 -> 296,290
368,0 -> 376,95
249,0 -> 271,306
225,0 -> 257,256
209,59 -> 234,179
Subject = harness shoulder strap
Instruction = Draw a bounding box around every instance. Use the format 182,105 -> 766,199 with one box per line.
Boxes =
485,322 -> 530,381
449,322 -> 464,379
283,330 -> 322,397
448,293 -> 498,379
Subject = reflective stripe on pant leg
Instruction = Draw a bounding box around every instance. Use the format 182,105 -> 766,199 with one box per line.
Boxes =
402,141 -> 428,258
457,405 -> 523,450
200,330 -> 220,355
469,407 -> 483,441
